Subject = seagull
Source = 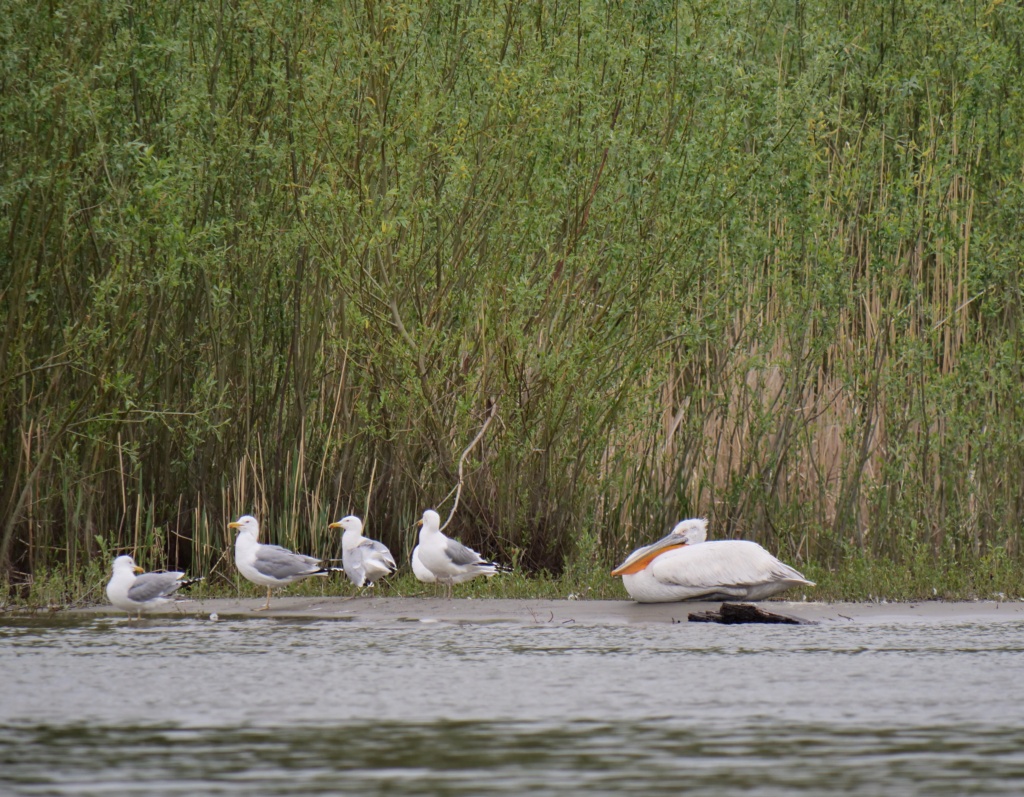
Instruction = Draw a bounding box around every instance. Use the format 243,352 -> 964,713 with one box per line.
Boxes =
328,515 -> 397,590
230,515 -> 339,611
611,518 -> 815,603
411,543 -> 482,595
414,509 -> 509,598
105,555 -> 203,619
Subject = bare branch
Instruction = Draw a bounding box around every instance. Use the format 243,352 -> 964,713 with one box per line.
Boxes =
441,400 -> 499,532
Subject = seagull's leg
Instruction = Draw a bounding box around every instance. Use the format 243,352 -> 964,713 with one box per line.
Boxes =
254,586 -> 272,611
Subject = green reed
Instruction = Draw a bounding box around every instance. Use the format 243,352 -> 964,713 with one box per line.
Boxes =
3,0 -> 1024,601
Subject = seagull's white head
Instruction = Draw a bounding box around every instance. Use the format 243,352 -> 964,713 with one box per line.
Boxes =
229,515 -> 261,539
330,515 -> 364,549
611,517 -> 709,577
112,554 -> 143,575
329,515 -> 363,534
417,509 -> 441,538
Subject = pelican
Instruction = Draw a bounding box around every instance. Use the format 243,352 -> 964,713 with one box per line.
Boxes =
328,515 -> 397,589
414,509 -> 509,597
230,515 -> 340,611
105,555 -> 203,619
611,518 -> 814,603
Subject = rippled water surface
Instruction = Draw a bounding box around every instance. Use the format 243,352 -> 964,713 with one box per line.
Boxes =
2,612 -> 1024,795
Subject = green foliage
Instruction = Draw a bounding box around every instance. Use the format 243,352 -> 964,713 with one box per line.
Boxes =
805,538 -> 1024,602
3,0 -> 1024,597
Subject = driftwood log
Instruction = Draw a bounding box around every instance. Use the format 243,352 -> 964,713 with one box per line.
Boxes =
688,602 -> 814,625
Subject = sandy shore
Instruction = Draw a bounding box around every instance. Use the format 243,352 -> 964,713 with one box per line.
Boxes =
65,596 -> 1024,625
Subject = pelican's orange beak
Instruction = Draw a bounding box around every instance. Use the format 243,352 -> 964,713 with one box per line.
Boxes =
611,534 -> 688,577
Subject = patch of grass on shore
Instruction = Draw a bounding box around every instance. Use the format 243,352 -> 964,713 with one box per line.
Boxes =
804,546 -> 1023,603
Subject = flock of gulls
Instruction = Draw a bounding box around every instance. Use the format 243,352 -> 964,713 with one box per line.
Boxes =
105,510 -> 814,618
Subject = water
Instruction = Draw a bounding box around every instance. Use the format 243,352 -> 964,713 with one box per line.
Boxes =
2,612 -> 1024,795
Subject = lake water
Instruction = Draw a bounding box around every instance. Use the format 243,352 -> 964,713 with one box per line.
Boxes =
2,611 -> 1024,795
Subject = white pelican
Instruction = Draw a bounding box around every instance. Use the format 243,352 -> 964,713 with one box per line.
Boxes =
611,518 -> 814,603
230,515 -> 339,610
328,515 -> 397,589
414,509 -> 509,597
105,555 -> 203,619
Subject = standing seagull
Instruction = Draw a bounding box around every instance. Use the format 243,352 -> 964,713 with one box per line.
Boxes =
105,554 -> 203,619
411,543 -> 481,596
414,509 -> 509,598
611,518 -> 815,603
328,515 -> 397,590
230,515 -> 338,611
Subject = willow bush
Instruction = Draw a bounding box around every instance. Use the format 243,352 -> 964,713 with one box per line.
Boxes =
2,0 -> 1023,592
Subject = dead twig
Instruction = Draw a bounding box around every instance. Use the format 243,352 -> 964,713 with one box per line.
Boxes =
441,401 -> 499,532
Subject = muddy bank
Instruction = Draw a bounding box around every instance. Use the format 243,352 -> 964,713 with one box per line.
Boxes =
64,596 -> 1024,625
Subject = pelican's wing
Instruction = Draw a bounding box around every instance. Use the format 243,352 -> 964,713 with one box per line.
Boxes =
650,540 -> 808,589
253,545 -> 322,580
127,571 -> 184,603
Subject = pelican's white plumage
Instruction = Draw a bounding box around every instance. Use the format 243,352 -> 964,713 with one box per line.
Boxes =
414,509 -> 508,597
329,515 -> 397,589
612,518 -> 814,603
230,515 -> 337,610
105,554 -> 202,618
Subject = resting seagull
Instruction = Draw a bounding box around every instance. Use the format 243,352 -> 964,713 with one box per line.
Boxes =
230,515 -> 339,611
328,515 -> 397,590
105,555 -> 203,619
611,518 -> 815,603
414,509 -> 509,598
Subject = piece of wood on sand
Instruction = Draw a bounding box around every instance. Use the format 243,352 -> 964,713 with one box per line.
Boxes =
688,602 -> 815,625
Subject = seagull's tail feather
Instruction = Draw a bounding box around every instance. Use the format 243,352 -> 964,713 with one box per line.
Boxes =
313,565 -> 346,576
178,576 -> 204,591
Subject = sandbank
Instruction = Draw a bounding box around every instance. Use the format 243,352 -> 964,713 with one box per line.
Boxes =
66,596 -> 1024,625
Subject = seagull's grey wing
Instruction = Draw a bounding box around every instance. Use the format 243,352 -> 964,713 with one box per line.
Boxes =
343,547 -> 368,586
365,539 -> 397,570
253,545 -> 321,580
444,538 -> 485,566
127,572 -> 183,602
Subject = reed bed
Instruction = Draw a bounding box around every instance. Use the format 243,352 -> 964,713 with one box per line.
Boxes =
2,0 -> 1023,600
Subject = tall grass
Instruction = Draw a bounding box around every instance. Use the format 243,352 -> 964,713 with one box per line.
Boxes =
2,0 -> 1023,594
